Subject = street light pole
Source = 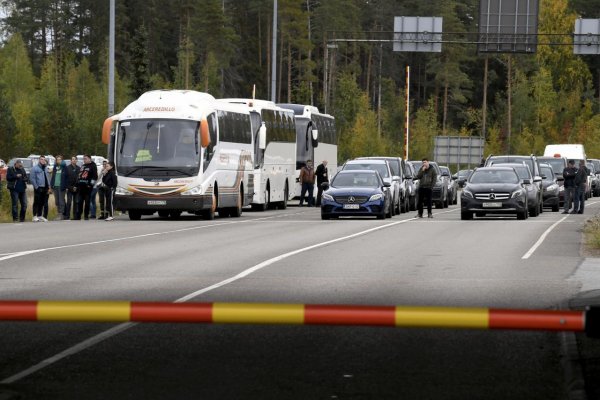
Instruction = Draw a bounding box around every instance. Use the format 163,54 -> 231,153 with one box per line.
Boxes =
108,0 -> 115,116
270,0 -> 278,102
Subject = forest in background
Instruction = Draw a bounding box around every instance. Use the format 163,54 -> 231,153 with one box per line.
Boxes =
1,0 -> 600,164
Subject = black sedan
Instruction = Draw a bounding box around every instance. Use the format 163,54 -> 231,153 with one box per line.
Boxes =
460,167 -> 528,220
540,165 -> 560,212
321,170 -> 392,220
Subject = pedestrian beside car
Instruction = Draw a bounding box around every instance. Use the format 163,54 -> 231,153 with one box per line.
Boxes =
75,154 -> 98,220
315,160 -> 329,206
102,161 -> 118,221
573,159 -> 590,214
416,158 -> 437,218
6,159 -> 28,222
299,160 -> 315,207
30,155 -> 52,222
92,160 -> 108,219
50,155 -> 69,219
65,156 -> 80,220
562,160 -> 578,214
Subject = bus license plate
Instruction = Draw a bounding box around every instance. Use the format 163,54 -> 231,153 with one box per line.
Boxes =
343,204 -> 360,209
148,200 -> 167,206
482,202 -> 501,208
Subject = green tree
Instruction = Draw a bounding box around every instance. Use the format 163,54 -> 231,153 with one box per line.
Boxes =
129,24 -> 151,98
0,86 -> 17,159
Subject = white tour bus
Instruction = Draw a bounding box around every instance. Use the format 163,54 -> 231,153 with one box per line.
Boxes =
102,90 -> 258,220
220,99 -> 296,210
277,104 -> 337,197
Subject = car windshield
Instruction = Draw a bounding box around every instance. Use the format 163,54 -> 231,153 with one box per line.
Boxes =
541,167 -> 554,181
343,162 -> 389,178
116,119 -> 200,177
490,157 -> 534,173
539,158 -> 565,175
332,172 -> 380,188
458,170 -> 471,178
470,170 -> 520,184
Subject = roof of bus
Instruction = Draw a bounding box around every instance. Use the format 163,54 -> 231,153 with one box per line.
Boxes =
276,103 -> 334,119
118,90 -> 250,120
219,98 -> 295,114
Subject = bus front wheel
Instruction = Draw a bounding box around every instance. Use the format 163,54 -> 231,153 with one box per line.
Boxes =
128,210 -> 142,221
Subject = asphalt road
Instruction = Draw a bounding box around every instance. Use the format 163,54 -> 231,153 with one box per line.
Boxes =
1,200 -> 599,399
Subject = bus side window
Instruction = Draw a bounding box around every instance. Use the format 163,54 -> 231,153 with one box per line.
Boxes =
204,113 -> 217,171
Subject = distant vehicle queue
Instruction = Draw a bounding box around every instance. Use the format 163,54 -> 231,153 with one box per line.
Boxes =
3,88 -> 598,224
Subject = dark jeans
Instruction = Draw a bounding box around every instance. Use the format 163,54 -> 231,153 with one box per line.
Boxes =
574,184 -> 586,213
33,188 -> 49,217
104,188 -> 114,217
417,187 -> 433,216
563,186 -> 576,212
53,187 -> 66,217
76,185 -> 93,219
66,189 -> 79,218
300,183 -> 314,206
10,190 -> 27,221
316,182 -> 326,206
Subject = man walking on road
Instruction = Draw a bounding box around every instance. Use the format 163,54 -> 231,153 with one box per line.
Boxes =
30,155 -> 51,222
562,160 -> 577,214
299,160 -> 315,207
573,159 -> 589,214
416,158 -> 437,218
315,160 -> 328,206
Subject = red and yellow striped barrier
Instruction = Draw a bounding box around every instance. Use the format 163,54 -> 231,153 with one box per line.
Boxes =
0,301 -> 597,336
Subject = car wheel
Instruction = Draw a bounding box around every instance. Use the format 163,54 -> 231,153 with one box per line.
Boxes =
410,196 -> 417,211
461,211 -> 473,220
529,204 -> 539,217
391,196 -> 396,216
321,214 -> 330,220
517,209 -> 527,220
128,210 -> 142,221
552,203 -> 559,212
158,210 -> 169,218
386,201 -> 393,218
169,211 -> 182,220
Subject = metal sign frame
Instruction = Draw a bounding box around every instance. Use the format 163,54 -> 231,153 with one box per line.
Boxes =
574,18 -> 600,55
393,17 -> 443,53
478,0 -> 539,53
434,136 -> 484,168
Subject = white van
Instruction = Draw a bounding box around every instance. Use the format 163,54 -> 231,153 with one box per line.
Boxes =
543,144 -> 586,163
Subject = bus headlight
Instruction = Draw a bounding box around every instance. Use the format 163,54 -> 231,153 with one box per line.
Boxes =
182,186 -> 202,195
115,186 -> 133,196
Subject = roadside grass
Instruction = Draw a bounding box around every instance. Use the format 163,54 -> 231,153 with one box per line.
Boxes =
0,184 -> 59,223
584,216 -> 600,251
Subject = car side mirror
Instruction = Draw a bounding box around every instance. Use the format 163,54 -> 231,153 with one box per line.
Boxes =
383,182 -> 391,188
393,176 -> 401,182
321,182 -> 329,189
452,174 -> 457,180
533,176 -> 542,183
557,176 -> 564,181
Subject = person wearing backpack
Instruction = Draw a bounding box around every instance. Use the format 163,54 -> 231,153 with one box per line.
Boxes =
6,159 -> 29,222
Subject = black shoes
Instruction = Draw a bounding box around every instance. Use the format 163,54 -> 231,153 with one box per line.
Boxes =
428,214 -> 433,218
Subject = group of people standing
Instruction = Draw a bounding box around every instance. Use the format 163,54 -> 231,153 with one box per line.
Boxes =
299,159 -> 329,207
5,155 -> 118,223
562,159 -> 589,215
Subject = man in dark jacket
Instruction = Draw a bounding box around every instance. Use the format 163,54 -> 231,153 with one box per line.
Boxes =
315,160 -> 328,206
50,155 -> 69,219
573,160 -> 589,214
416,158 -> 437,218
65,156 -> 81,219
562,160 -> 577,214
75,154 -> 98,220
6,160 -> 28,222
102,161 -> 118,221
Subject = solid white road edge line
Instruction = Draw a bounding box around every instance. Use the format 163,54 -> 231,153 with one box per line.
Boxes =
1,210 -> 453,384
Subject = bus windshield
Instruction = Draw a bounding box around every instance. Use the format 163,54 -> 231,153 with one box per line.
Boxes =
116,119 -> 200,177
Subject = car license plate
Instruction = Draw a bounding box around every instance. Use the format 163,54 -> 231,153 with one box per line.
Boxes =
147,200 -> 167,206
482,202 -> 502,208
343,204 -> 360,209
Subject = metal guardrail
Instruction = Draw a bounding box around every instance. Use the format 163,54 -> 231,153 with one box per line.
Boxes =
1,301 -> 598,337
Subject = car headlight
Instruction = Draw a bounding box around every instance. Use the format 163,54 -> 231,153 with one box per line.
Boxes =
546,184 -> 558,192
369,193 -> 384,201
462,190 -> 473,198
115,186 -> 133,196
322,193 -> 334,201
511,190 -> 524,199
559,186 -> 565,192
182,185 -> 203,195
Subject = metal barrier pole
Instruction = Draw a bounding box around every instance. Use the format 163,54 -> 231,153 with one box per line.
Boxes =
0,301 -> 594,336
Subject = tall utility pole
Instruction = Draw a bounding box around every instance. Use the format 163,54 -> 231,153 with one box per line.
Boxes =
108,0 -> 115,116
270,0 -> 278,102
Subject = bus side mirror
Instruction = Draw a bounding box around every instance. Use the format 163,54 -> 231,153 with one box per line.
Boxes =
200,119 -> 210,148
258,123 -> 267,150
311,129 -> 319,148
102,117 -> 115,145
